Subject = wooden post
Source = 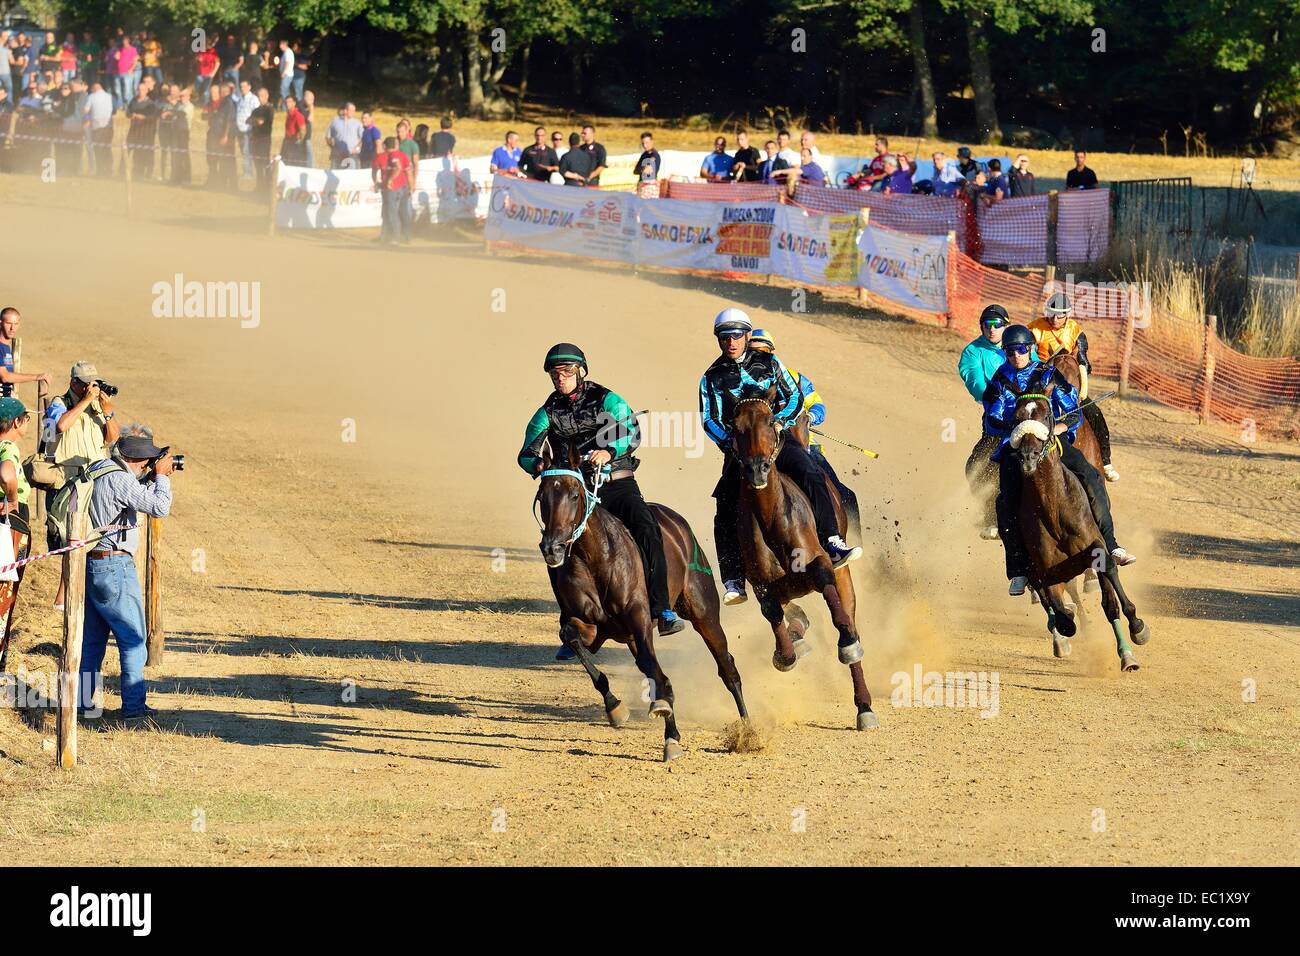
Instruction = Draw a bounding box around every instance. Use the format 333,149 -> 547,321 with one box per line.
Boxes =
1117,311 -> 1137,397
1199,314 -> 1217,425
145,516 -> 164,667
856,208 -> 870,304
56,510 -> 89,770
943,230 -> 958,328
1046,190 -> 1059,270
267,157 -> 280,236
32,389 -> 47,526
1044,265 -> 1057,288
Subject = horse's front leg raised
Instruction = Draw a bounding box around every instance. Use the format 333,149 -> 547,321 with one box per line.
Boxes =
759,586 -> 799,672
810,557 -> 863,665
627,614 -> 683,762
563,620 -> 629,727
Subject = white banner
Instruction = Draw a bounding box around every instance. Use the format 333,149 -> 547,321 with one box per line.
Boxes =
770,206 -> 861,286
856,227 -> 949,312
275,164 -> 384,229
485,176 -> 637,262
636,199 -> 780,274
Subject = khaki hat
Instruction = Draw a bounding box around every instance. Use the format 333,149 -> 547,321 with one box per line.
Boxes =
71,361 -> 98,384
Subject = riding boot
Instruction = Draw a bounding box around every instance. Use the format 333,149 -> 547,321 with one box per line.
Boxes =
1083,403 -> 1112,464
776,442 -> 839,543
966,432 -> 1001,526
712,461 -> 745,585
812,447 -> 860,539
996,454 -> 1030,579
1060,443 -> 1119,551
598,477 -> 672,617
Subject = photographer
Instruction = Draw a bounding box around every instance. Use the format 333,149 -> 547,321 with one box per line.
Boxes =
43,362 -> 120,609
80,432 -> 174,723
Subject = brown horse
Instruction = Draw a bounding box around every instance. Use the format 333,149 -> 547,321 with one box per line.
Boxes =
726,387 -> 878,730
1045,349 -> 1103,603
534,446 -> 748,762
1009,378 -> 1150,670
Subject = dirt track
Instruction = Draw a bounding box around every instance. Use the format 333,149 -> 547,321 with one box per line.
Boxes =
0,174 -> 1297,865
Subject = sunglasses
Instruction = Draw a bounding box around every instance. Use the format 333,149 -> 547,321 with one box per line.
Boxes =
1005,344 -> 1032,355
982,318 -> 1006,328
548,364 -> 580,377
717,331 -> 747,341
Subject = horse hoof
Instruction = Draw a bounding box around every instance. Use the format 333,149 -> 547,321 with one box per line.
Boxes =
1055,614 -> 1078,639
1120,652 -> 1140,672
772,651 -> 797,672
837,639 -> 864,665
606,702 -> 630,728
856,710 -> 880,731
1084,576 -> 1101,594
1131,621 -> 1152,646
649,699 -> 673,719
792,637 -> 812,659
1052,634 -> 1072,658
663,738 -> 684,762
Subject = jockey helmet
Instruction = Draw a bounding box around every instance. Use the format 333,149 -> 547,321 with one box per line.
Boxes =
1044,291 -> 1073,318
979,304 -> 1010,326
749,328 -> 776,352
1002,325 -> 1036,352
713,308 -> 753,335
543,343 -> 588,373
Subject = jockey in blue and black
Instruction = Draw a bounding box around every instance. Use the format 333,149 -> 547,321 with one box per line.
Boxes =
984,324 -> 1136,596
520,343 -> 685,658
700,308 -> 861,606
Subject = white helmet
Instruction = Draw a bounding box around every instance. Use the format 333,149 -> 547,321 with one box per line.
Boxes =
1044,291 -> 1073,317
713,307 -> 753,335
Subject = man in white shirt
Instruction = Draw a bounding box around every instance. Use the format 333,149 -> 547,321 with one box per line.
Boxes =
776,129 -> 799,167
82,81 -> 113,176
326,102 -> 363,168
234,79 -> 256,178
276,40 -> 294,110
799,130 -> 824,165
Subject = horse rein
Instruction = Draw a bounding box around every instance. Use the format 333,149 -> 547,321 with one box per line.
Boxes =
731,396 -> 785,467
533,465 -> 610,556
1012,393 -> 1063,459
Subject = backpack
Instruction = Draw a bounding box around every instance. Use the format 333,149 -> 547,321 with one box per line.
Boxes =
46,459 -> 123,549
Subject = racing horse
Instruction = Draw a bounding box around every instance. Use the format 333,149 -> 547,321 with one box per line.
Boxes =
534,444 -> 748,762
1043,349 -> 1103,605
1008,373 -> 1150,670
726,386 -> 878,731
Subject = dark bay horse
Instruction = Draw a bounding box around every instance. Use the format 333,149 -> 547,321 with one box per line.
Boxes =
1045,349 -> 1103,602
534,447 -> 748,762
726,387 -> 878,731
1009,379 -> 1150,670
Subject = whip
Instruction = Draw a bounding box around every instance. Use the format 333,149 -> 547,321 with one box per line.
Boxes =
809,428 -> 880,459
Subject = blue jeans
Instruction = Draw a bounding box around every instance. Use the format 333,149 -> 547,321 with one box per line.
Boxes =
279,74 -> 293,109
292,70 -> 305,103
381,186 -> 411,242
0,73 -> 12,102
239,129 -> 252,177
195,74 -> 212,101
80,554 -> 148,716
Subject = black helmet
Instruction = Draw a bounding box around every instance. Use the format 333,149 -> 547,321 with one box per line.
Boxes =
979,304 -> 1010,326
1044,292 -> 1073,317
543,343 -> 587,373
1002,325 -> 1036,351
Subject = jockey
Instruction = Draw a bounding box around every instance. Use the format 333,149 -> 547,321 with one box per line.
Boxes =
983,325 -> 1136,597
748,328 -> 860,534
958,304 -> 1012,539
1029,291 -> 1119,481
520,343 -> 685,660
700,308 -> 861,607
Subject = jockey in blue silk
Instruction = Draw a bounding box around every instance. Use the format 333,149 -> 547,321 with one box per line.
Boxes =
983,324 -> 1136,598
699,308 -> 861,607
960,304 -> 1014,539
748,328 -> 860,535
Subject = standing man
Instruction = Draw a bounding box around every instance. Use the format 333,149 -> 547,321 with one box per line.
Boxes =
518,126 -> 558,182
699,136 -> 733,182
358,110 -> 381,168
248,86 -> 275,192
558,131 -> 594,186
217,32 -> 241,87
634,131 -> 660,181
79,30 -> 101,88
549,129 -> 566,159
757,140 -> 786,183
430,115 -> 455,158
373,136 -> 413,244
234,78 -> 256,179
279,92 -> 306,166
81,431 -> 175,723
0,307 -> 51,398
489,130 -> 522,175
82,80 -> 113,176
1066,149 -> 1098,189
325,101 -> 362,169
1009,154 -> 1036,197
44,362 -> 121,609
959,305 -> 1012,538
274,39 -> 294,109
579,124 -> 606,186
194,40 -> 219,102
775,129 -> 799,167
730,130 -> 761,182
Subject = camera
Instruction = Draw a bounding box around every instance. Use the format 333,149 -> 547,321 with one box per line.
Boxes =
95,379 -> 119,397
171,454 -> 186,472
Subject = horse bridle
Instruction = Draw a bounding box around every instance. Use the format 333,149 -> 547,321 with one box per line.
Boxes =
533,465 -> 609,558
1013,392 -> 1062,462
731,396 -> 785,469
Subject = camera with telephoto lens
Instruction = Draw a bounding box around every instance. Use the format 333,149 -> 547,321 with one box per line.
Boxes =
171,454 -> 186,472
95,379 -> 119,397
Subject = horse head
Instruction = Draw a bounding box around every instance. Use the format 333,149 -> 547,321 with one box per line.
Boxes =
726,385 -> 783,489
1048,348 -> 1082,392
535,444 -> 589,568
1010,372 -> 1057,477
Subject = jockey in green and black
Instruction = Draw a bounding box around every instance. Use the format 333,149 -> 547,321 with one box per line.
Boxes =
984,324 -> 1136,598
699,308 -> 861,607
519,343 -> 685,656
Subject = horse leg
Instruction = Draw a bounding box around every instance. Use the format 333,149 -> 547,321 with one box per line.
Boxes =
1098,570 -> 1140,672
679,572 -> 748,721
832,564 -> 877,729
629,620 -> 682,761
1103,559 -> 1151,647
811,559 -> 862,665
564,621 -> 628,727
1038,586 -> 1072,658
1042,582 -> 1077,639
760,588 -> 798,672
784,601 -> 813,660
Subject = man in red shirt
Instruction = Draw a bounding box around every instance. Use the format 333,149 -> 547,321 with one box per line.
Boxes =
372,135 -> 412,244
280,93 -> 306,166
195,44 -> 219,102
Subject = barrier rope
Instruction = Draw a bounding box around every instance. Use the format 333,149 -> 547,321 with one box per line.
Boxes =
0,522 -> 137,576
